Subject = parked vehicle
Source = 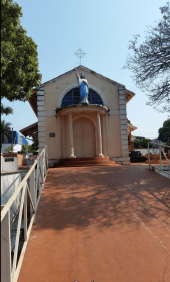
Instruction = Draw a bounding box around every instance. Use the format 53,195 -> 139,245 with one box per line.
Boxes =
129,151 -> 146,163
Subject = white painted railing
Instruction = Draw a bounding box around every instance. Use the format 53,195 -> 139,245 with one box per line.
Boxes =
148,142 -> 170,179
1,146 -> 48,282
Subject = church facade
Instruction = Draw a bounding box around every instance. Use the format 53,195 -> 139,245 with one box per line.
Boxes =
21,66 -> 137,166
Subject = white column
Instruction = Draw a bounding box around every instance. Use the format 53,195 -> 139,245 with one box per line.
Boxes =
37,88 -> 46,153
101,115 -> 107,157
97,113 -> 104,157
69,113 -> 76,158
119,85 -> 130,164
61,116 -> 66,158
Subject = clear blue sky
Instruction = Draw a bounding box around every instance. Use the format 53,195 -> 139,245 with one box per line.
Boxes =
2,0 -> 169,142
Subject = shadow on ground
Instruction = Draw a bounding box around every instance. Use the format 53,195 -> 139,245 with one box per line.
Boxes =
35,165 -> 170,232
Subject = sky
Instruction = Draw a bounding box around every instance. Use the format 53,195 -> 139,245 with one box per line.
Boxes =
2,0 -> 169,143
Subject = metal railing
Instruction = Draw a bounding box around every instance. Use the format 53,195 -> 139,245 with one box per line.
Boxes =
148,142 -> 170,178
1,146 -> 48,282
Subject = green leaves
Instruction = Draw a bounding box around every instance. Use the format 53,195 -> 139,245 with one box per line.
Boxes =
1,120 -> 12,141
1,0 -> 42,115
5,146 -> 12,153
21,141 -> 38,153
158,118 -> 170,142
134,138 -> 152,148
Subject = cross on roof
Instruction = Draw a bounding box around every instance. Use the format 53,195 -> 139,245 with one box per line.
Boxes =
74,48 -> 86,65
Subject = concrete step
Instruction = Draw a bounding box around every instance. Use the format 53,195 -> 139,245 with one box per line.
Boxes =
58,157 -> 116,167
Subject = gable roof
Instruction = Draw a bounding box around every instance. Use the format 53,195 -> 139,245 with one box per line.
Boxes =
30,66 -> 135,116
37,65 -> 126,89
36,65 -> 134,92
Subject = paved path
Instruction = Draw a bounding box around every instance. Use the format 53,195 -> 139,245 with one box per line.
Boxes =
18,165 -> 170,282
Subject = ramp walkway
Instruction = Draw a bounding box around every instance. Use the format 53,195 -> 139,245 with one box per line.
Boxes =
18,164 -> 170,282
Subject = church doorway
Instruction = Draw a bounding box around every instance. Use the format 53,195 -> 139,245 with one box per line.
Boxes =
73,119 -> 95,157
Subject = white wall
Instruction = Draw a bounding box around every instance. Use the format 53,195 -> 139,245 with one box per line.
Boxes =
1,154 -> 3,172
2,157 -> 18,172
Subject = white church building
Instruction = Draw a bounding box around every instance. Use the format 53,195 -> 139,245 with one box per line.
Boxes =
20,66 -> 137,166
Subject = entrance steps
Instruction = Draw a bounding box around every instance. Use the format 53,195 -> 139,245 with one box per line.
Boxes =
58,157 -> 116,167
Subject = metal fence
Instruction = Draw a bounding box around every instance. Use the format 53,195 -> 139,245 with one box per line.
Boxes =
148,142 -> 170,179
1,146 -> 48,282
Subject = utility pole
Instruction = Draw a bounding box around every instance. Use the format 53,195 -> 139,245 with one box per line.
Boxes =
11,128 -> 13,153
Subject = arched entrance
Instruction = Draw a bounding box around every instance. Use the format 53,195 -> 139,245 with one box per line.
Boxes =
73,119 -> 95,157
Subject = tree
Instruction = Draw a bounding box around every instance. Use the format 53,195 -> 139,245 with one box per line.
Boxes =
1,120 -> 12,141
5,146 -> 12,153
31,134 -> 38,153
134,138 -> 152,148
21,144 -> 29,153
1,0 -> 42,115
21,142 -> 38,154
124,3 -> 170,112
158,118 -> 170,142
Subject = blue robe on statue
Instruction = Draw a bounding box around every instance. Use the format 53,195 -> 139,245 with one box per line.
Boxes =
77,77 -> 89,103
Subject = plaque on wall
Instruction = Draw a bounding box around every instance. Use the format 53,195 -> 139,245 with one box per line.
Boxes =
5,158 -> 14,162
49,133 -> 55,137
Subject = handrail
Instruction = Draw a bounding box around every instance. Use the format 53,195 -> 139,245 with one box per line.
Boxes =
1,147 -> 46,222
148,142 -> 170,149
1,146 -> 48,282
148,142 -> 170,179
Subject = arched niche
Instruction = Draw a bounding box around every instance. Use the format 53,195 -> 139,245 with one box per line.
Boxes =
57,84 -> 108,108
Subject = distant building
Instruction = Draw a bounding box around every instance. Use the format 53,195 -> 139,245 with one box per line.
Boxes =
151,138 -> 164,148
1,131 -> 28,153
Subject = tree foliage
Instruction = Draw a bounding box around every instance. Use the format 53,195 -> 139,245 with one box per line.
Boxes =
31,134 -> 38,153
124,3 -> 170,112
4,146 -> 12,153
21,135 -> 38,153
1,120 -> 12,141
134,138 -> 152,148
21,144 -> 29,153
158,118 -> 170,142
1,0 -> 42,115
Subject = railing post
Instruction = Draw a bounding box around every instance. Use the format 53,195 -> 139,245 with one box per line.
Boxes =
30,167 -> 36,224
42,151 -> 45,187
24,189 -> 27,241
40,156 -> 44,190
148,142 -> 150,169
1,206 -> 12,282
35,160 -> 39,200
45,146 -> 48,169
159,145 -> 162,170
39,163 -> 42,195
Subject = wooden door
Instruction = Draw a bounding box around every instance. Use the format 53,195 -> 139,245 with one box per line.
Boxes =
74,119 -> 95,157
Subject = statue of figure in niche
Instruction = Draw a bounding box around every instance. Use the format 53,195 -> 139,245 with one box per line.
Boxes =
75,68 -> 89,104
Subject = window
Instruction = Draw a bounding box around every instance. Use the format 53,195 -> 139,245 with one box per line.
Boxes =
61,87 -> 103,107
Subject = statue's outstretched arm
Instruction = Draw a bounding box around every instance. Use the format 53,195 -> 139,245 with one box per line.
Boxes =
75,67 -> 79,78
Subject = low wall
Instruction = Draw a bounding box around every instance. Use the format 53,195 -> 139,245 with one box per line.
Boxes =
3,153 -> 24,166
2,157 -> 18,172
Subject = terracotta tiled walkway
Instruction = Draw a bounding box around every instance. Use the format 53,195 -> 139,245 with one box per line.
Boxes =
18,165 -> 170,282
